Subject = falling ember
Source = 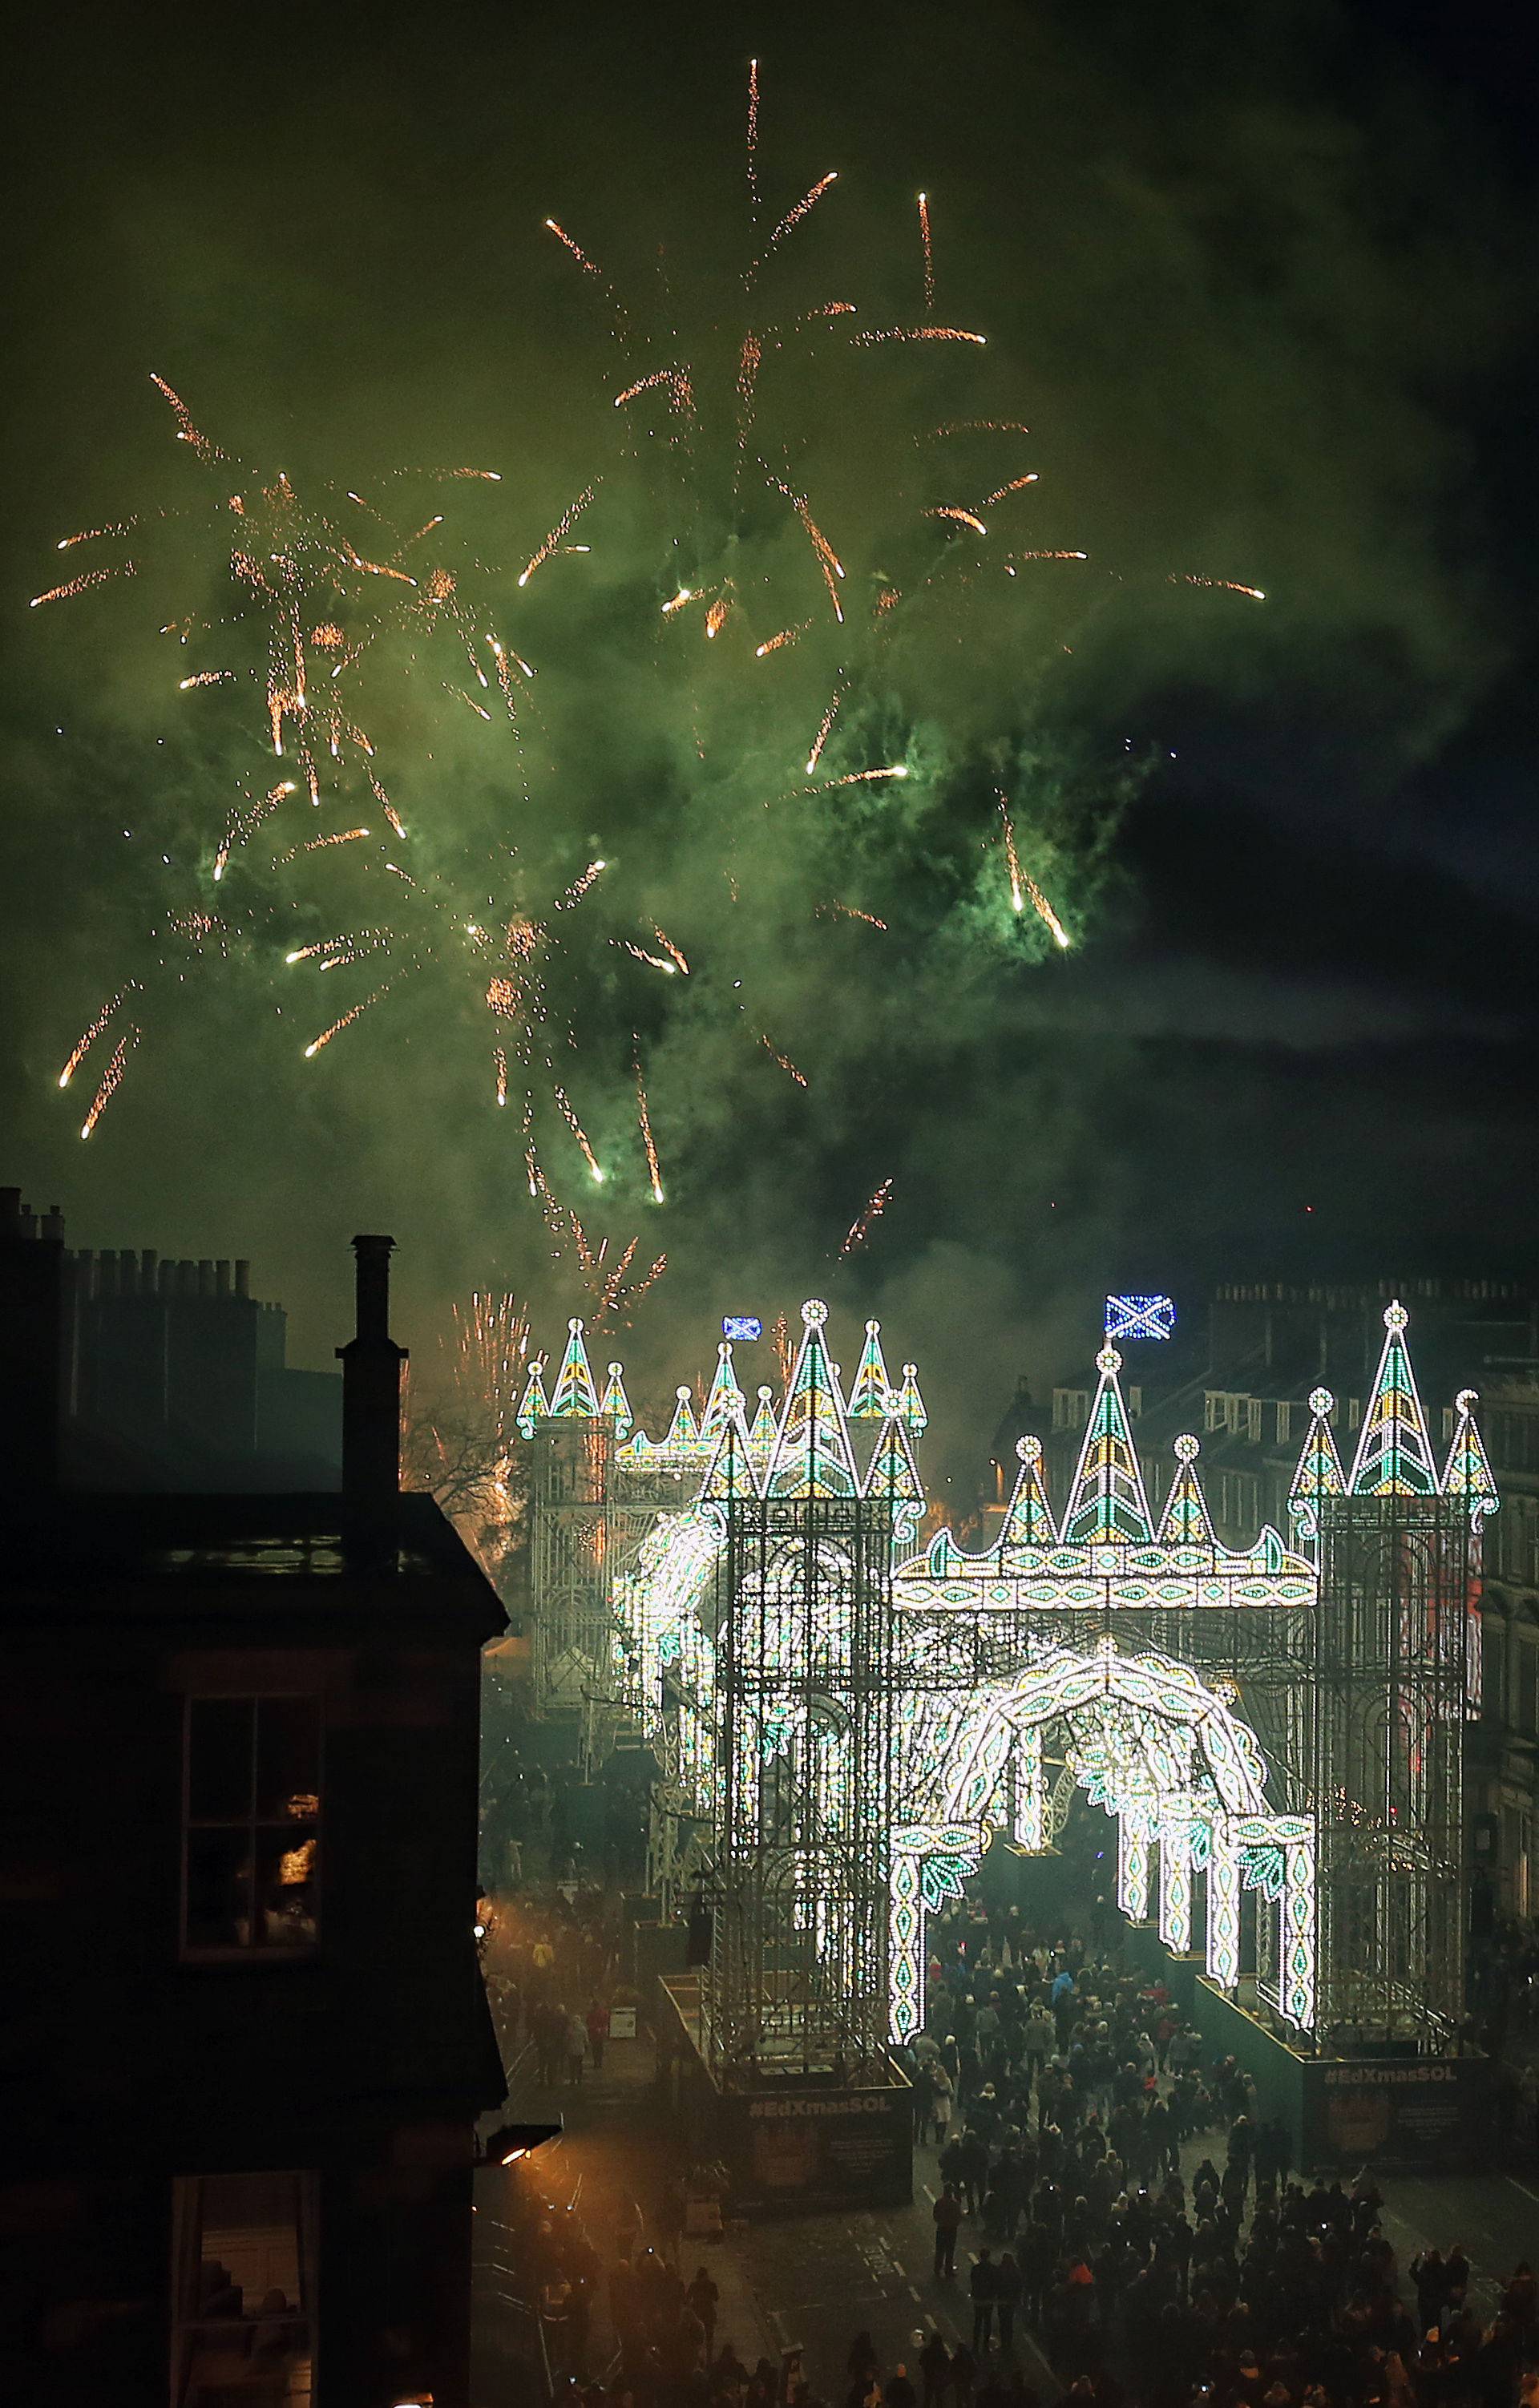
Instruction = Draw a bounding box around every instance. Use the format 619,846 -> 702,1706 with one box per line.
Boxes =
543,217 -> 603,276
772,1311 -> 794,1388
745,57 -> 760,218
303,983 -> 390,1059
806,681 -> 844,774
552,1087 -> 605,1183
556,858 -> 608,911
979,474 -> 1040,506
1000,795 -> 1071,947
31,563 -> 136,608
215,779 -> 294,881
274,826 -> 370,864
755,623 -> 810,658
650,923 -> 689,976
838,1177 -> 894,1260
825,765 -> 908,789
760,1036 -> 809,1087
926,506 -> 988,535
149,372 -> 224,460
765,171 -> 838,253
519,482 -> 599,587
79,1028 -> 139,1140
1010,549 -> 1088,562
926,417 -> 1033,439
1170,573 -> 1266,601
615,367 -> 693,412
998,792 -> 1024,913
918,192 -> 934,316
705,596 -> 732,639
853,325 -> 986,345
367,775 -> 407,839
635,1052 -> 664,1202
615,939 -> 677,976
56,519 -> 137,550
494,1046 -> 508,1109
177,669 -> 233,689
766,476 -> 845,620
821,900 -> 887,930
1022,872 -> 1072,949
59,984 -> 138,1089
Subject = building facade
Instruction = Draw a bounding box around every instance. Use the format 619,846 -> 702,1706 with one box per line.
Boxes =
1,1227 -> 505,2408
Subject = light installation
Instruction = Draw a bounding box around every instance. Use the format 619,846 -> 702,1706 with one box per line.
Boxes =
520,1301 -> 1496,2055
1105,1294 -> 1177,1341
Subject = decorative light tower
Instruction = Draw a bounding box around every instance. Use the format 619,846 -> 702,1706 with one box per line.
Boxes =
704,1299 -> 921,2079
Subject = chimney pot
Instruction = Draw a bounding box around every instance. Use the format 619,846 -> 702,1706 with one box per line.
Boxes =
234,1259 -> 250,1299
198,1259 -> 215,1298
337,1234 -> 408,1568
216,1259 -> 231,1297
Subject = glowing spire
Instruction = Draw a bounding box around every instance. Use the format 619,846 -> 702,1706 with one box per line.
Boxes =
701,1381 -> 758,1503
549,1316 -> 601,1417
1060,1344 -> 1155,1546
896,1360 -> 928,1436
862,1396 -> 925,1534
1348,1303 -> 1438,1497
1289,1386 -> 1345,1541
847,1319 -> 893,1420
748,1384 -> 779,1463
664,1384 -> 700,1454
1157,1434 -> 1214,1548
700,1341 -> 745,1447
1000,1436 -> 1057,1556
515,1354 -> 550,1438
765,1299 -> 859,1497
600,1360 -> 632,1435
1442,1387 -> 1499,1525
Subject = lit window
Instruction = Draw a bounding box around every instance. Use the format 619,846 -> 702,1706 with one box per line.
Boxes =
184,1698 -> 321,1956
171,2170 -> 317,2406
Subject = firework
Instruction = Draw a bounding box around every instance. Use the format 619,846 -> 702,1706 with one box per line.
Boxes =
1170,573 -> 1266,601
761,1036 -> 809,1087
755,623 -> 810,658
44,59 -> 1202,1243
59,983 -> 139,1089
303,984 -> 392,1058
518,483 -> 600,588
999,794 -> 1070,949
635,1050 -> 664,1202
31,564 -> 136,608
553,1085 -> 605,1182
805,681 -> 844,774
838,1177 -> 894,1260
79,1027 -> 140,1138
852,325 -> 986,346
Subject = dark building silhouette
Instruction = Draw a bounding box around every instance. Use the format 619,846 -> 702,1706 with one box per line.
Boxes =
0,1226 -> 507,2407
0,1186 -> 342,1489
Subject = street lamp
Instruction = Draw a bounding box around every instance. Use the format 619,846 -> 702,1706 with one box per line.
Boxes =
480,2119 -> 563,2166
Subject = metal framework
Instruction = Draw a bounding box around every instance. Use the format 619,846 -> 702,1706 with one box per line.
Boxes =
520,1299 -> 1496,2058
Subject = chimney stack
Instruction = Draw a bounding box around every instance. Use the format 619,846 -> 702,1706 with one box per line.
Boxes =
0,1200 -> 67,1511
337,1234 -> 407,1567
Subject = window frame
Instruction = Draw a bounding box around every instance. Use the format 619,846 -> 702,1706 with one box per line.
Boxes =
180,1692 -> 324,1965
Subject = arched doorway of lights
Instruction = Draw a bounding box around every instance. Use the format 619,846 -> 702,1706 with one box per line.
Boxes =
888,1636 -> 1315,2044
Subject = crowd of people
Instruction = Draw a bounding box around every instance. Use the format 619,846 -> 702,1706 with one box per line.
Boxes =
481,1848 -> 1539,2408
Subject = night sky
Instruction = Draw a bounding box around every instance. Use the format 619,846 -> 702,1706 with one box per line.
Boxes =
5,0 -> 1537,1473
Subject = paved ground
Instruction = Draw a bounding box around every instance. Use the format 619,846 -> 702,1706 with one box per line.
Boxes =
475,2016 -> 1539,2406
